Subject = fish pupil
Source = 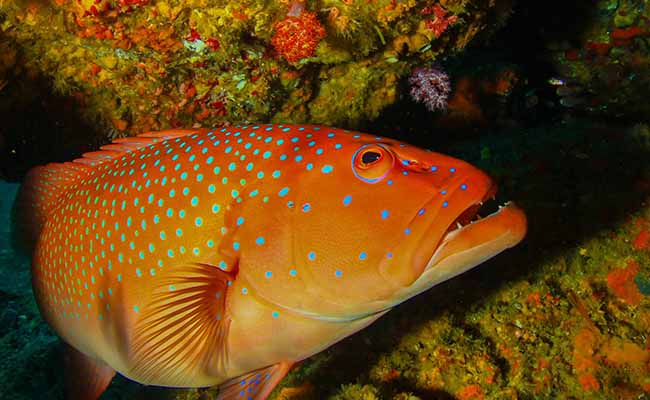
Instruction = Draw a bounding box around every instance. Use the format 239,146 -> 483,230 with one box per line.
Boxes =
362,151 -> 382,165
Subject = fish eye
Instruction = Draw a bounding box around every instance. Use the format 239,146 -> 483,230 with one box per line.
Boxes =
361,150 -> 382,165
352,144 -> 394,183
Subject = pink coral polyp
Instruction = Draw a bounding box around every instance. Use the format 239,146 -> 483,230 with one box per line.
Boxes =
409,66 -> 451,112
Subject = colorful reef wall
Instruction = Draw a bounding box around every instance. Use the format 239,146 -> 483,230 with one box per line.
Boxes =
0,0 -> 513,136
547,0 -> 650,119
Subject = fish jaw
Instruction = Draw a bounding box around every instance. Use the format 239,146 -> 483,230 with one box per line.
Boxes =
392,201 -> 527,303
378,163 -> 496,289
427,201 -> 527,270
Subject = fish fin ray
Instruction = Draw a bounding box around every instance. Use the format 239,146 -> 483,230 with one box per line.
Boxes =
73,128 -> 204,166
63,343 -> 115,400
131,262 -> 232,386
216,362 -> 295,400
13,128 -> 205,250
13,162 -> 91,250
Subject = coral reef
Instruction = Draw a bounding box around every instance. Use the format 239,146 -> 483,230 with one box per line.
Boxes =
547,0 -> 650,119
271,2 -> 325,63
0,0 -> 513,136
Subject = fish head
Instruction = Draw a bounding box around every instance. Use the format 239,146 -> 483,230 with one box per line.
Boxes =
233,129 -> 527,321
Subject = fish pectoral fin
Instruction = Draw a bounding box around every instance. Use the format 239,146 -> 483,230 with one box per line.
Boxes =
216,361 -> 295,400
63,343 -> 115,400
131,263 -> 234,386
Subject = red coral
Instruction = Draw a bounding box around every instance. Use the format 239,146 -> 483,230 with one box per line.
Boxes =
271,7 -> 325,63
578,373 -> 600,392
75,0 -> 111,17
633,229 -> 650,250
586,42 -> 611,56
572,327 -> 601,392
206,38 -> 221,51
457,384 -> 484,400
607,260 -> 642,305
119,0 -> 148,6
422,5 -> 458,38
186,28 -> 201,42
611,25 -> 646,41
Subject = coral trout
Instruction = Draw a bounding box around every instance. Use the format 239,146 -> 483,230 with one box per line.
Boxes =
15,124 -> 526,399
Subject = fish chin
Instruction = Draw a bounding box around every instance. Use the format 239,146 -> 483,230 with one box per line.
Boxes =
391,201 -> 527,304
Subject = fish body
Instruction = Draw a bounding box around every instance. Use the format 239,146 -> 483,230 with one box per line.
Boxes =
17,124 -> 526,399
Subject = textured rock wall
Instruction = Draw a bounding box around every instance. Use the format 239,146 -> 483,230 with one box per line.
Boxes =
0,0 -> 513,136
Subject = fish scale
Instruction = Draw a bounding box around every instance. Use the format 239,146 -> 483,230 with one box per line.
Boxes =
38,125 -> 331,328
17,123 -> 527,400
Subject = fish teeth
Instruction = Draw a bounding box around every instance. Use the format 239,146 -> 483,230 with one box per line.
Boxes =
456,222 -> 463,230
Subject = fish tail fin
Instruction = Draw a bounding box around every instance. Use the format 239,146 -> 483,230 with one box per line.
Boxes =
12,162 -> 90,253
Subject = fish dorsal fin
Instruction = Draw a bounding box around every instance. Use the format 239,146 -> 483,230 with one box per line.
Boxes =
73,129 -> 201,166
216,362 -> 294,400
14,161 -> 92,250
131,262 -> 233,386
14,129 -> 202,251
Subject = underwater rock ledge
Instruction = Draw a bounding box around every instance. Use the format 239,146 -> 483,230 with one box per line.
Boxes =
0,0 -> 513,136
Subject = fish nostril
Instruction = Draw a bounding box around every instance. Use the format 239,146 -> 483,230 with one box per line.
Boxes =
402,159 -> 431,173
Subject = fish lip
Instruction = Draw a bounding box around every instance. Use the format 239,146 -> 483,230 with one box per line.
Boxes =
379,189 -> 526,313
435,183 -> 498,249
381,179 -> 498,289
418,182 -> 496,248
404,180 -> 500,277
426,200 -> 527,271
386,201 -> 526,306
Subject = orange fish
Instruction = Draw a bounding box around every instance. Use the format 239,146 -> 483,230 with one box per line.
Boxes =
15,124 -> 526,399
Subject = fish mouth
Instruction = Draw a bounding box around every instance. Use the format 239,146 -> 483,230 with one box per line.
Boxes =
427,199 -> 527,271
402,189 -> 527,299
438,185 -> 499,242
385,185 -> 526,306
